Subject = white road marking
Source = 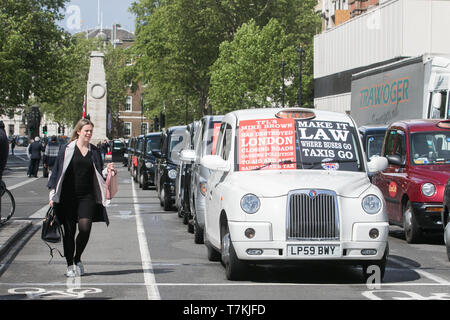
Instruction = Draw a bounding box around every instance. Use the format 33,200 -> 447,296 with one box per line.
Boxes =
8,178 -> 39,190
131,179 -> 161,300
1,282 -> 450,287
389,256 -> 449,284
30,205 -> 50,219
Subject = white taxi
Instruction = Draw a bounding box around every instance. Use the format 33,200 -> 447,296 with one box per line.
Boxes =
201,108 -> 389,281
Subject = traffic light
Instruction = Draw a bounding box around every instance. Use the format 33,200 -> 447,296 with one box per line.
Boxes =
160,112 -> 165,129
58,126 -> 61,134
154,116 -> 159,132
42,125 -> 47,135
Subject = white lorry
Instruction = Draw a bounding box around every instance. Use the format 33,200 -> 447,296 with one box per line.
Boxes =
350,54 -> 450,126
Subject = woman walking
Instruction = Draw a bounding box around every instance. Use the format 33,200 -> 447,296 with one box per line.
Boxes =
48,118 -> 115,277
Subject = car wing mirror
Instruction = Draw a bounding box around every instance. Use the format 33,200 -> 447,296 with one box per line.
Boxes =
386,154 -> 404,166
152,150 -> 162,158
180,149 -> 196,163
200,155 -> 230,172
367,156 -> 388,173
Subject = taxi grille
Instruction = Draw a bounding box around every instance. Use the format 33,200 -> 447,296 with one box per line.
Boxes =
287,190 -> 339,240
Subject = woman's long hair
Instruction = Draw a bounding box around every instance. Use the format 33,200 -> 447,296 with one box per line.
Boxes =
70,118 -> 95,142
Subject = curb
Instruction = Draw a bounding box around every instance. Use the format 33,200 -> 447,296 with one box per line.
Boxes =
0,220 -> 33,258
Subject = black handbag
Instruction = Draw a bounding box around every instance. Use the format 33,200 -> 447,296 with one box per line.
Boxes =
41,206 -> 64,263
41,206 -> 62,243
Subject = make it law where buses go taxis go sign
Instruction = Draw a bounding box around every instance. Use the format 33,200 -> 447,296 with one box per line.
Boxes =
238,117 -> 358,172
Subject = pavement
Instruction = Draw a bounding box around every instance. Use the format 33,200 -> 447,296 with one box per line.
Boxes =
0,220 -> 34,259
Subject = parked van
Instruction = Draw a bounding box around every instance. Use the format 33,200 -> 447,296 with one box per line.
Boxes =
199,108 -> 389,281
180,115 -> 223,243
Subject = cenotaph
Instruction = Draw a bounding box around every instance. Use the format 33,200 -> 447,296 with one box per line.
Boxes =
86,51 -> 107,144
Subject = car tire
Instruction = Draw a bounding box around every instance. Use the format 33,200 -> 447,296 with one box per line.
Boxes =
159,184 -> 164,206
403,201 -> 422,244
361,243 -> 388,283
206,242 -> 221,262
194,216 -> 204,244
445,222 -> 450,261
221,224 -> 248,281
162,187 -> 171,211
182,210 -> 189,225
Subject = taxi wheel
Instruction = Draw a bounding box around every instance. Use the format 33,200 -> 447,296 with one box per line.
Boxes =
403,201 -> 422,244
161,188 -> 171,211
361,243 -> 388,283
194,217 -> 204,244
159,184 -> 164,206
221,224 -> 248,280
444,222 -> 450,261
206,239 -> 221,262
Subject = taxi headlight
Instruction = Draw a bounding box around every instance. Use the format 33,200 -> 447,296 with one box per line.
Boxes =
362,194 -> 381,214
240,194 -> 260,214
421,183 -> 436,197
145,162 -> 153,169
168,169 -> 177,180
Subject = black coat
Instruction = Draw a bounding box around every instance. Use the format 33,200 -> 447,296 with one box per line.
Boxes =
0,128 -> 9,176
28,141 -> 43,160
48,142 -> 109,226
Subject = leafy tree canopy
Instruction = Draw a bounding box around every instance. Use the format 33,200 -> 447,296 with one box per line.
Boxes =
0,0 -> 69,115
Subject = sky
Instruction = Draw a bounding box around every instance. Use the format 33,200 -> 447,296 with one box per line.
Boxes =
58,0 -> 137,34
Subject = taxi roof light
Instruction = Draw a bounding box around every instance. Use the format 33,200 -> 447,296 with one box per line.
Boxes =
437,120 -> 450,129
275,109 -> 315,120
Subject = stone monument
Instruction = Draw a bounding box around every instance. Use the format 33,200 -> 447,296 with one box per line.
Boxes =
87,51 -> 107,144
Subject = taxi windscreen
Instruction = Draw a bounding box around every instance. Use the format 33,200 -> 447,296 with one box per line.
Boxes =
237,118 -> 363,172
410,131 -> 450,165
146,136 -> 161,154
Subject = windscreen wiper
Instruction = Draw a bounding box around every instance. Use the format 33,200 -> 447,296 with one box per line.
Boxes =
252,159 -> 296,171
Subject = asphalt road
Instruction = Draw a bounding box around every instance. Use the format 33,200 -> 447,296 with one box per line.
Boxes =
0,150 -> 449,305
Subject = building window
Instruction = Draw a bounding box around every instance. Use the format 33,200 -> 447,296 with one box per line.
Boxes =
124,122 -> 132,137
125,96 -> 132,111
8,124 -> 14,136
141,122 -> 148,135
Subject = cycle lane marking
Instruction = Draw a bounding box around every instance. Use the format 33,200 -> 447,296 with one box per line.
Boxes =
131,179 -> 161,300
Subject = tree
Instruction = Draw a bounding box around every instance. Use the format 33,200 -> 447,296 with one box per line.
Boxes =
40,35 -> 100,127
131,0 -> 320,125
0,0 -> 69,115
210,19 -> 298,113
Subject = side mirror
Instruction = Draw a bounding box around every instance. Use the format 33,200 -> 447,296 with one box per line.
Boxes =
200,155 -> 230,172
180,149 -> 196,163
367,156 -> 388,173
152,150 -> 162,158
386,154 -> 403,166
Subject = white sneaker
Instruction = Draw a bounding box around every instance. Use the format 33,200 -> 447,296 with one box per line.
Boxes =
76,262 -> 85,276
65,265 -> 77,278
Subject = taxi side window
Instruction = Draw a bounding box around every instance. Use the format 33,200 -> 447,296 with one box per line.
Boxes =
214,122 -> 226,156
221,124 -> 233,161
384,130 -> 406,163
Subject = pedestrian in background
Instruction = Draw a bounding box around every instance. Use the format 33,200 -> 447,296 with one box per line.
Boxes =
100,139 -> 109,162
43,135 -> 59,177
27,137 -> 43,177
48,118 -> 116,277
0,121 -> 9,181
10,137 -> 15,155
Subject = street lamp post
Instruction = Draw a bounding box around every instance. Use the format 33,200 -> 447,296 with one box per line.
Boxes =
297,44 -> 303,107
281,56 -> 286,108
185,89 -> 189,124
